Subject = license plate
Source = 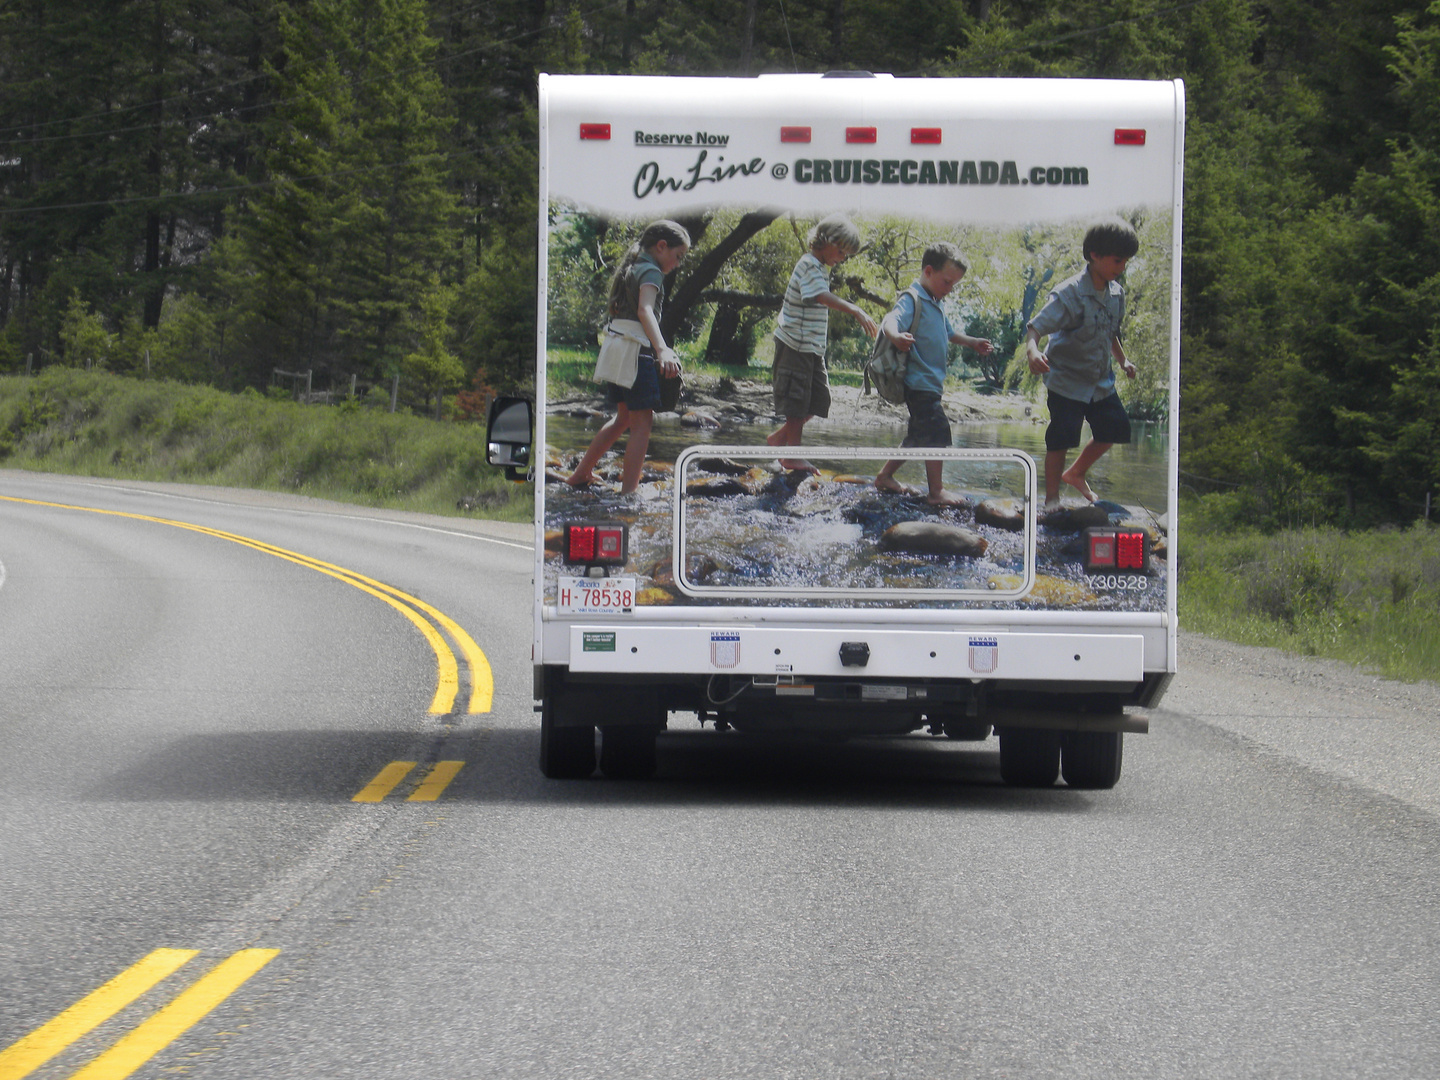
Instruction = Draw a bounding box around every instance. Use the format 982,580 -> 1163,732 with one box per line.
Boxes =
558,576 -> 637,615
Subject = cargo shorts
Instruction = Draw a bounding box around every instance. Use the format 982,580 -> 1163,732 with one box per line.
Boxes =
772,338 -> 831,420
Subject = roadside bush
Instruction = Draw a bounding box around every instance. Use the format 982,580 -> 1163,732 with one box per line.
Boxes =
1244,538 -> 1342,628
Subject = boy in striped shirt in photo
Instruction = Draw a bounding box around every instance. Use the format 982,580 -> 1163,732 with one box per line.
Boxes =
767,215 -> 878,473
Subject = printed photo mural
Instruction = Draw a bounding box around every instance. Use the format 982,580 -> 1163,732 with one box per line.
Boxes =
541,199 -> 1173,614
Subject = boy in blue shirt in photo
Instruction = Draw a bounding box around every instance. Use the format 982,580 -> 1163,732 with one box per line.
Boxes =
1025,218 -> 1140,511
873,242 -> 993,506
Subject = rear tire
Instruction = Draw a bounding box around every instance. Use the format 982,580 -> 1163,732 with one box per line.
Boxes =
599,725 -> 660,780
998,729 -> 1061,787
540,694 -> 595,779
1061,731 -> 1124,789
599,722 -> 659,783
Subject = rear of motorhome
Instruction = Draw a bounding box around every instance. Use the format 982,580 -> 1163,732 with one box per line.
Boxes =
489,73 -> 1183,788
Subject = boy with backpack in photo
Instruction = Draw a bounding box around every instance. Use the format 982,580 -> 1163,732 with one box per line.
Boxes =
872,242 -> 993,507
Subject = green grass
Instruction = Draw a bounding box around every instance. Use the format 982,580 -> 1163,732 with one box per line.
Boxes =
0,369 -> 532,522
1177,508 -> 1440,682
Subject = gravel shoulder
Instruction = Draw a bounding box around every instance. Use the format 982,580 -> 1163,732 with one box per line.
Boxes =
1165,629 -> 1440,818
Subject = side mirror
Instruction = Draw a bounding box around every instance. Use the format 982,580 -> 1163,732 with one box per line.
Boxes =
486,396 -> 534,480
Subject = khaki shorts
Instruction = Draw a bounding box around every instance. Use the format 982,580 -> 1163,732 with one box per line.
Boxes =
772,339 -> 831,419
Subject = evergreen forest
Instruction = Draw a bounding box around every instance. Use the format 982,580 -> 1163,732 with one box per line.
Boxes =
4,0 -> 1440,528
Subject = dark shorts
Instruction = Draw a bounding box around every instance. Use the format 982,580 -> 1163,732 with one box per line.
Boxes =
772,339 -> 831,419
901,389 -> 952,448
604,349 -> 662,412
1045,389 -> 1132,451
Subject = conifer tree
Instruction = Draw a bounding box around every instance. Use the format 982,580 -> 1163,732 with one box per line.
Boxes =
219,0 -> 461,390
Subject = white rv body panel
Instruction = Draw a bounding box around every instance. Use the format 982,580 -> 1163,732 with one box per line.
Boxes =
526,73 -> 1183,784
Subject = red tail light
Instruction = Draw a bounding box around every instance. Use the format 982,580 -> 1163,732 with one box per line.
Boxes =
1116,531 -> 1146,569
1083,528 -> 1150,573
564,523 -> 628,566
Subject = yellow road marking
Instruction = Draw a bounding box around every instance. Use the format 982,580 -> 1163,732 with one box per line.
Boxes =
407,760 -> 465,802
206,530 -> 492,713
0,495 -> 492,713
352,761 -> 417,802
0,949 -> 197,1080
67,949 -> 279,1080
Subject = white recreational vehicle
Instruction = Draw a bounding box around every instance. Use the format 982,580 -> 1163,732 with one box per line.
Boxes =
488,73 -> 1183,788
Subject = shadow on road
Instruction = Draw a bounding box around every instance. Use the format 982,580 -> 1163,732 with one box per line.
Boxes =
83,725 -> 1102,812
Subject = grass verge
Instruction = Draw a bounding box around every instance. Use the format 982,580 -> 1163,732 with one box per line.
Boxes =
1178,508 -> 1440,683
0,369 -> 532,522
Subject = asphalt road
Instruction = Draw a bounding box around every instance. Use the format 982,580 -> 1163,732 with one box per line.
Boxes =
3,469 -> 1439,1079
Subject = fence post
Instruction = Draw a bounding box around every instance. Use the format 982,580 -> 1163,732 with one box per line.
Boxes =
389,373 -> 399,413
25,353 -> 32,376
350,373 -> 357,399
145,349 -> 151,375
305,369 -> 312,401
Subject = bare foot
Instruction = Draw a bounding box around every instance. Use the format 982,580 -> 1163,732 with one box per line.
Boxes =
565,473 -> 593,488
925,490 -> 967,507
1060,469 -> 1097,502
874,476 -> 918,496
778,458 -> 819,474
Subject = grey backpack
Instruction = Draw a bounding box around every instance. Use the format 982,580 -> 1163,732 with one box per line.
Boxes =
863,286 -> 922,405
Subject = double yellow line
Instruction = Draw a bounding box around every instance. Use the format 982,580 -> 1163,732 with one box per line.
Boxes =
0,948 -> 277,1080
353,759 -> 465,802
1,495 -> 491,714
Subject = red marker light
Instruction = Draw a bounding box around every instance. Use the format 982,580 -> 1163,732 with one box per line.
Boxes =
781,126 -> 812,143
911,127 -> 942,144
580,123 -> 611,140
1114,128 -> 1146,146
846,127 -> 877,143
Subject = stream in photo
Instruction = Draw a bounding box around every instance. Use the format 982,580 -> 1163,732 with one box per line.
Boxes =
543,402 -> 1169,613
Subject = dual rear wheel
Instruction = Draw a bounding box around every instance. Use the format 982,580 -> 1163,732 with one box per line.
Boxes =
539,685 -> 662,780
542,672 -> 1123,790
998,729 -> 1123,789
